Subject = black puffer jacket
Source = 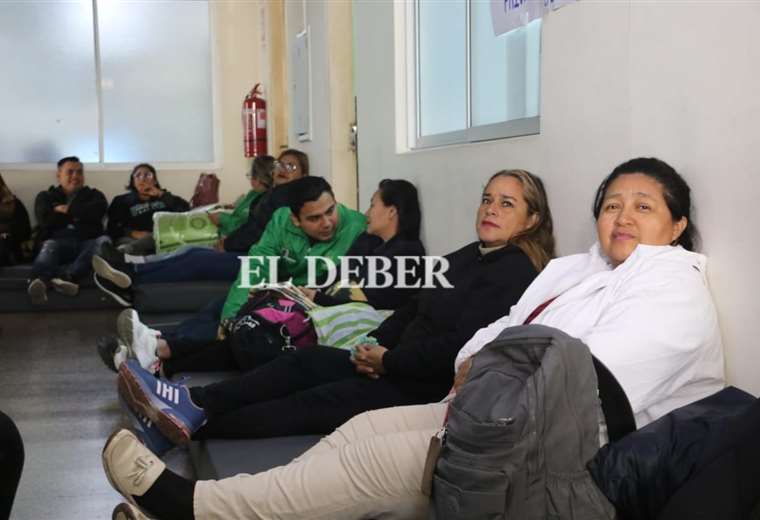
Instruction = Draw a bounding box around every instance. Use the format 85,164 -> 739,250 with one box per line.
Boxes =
588,386 -> 758,520
371,242 -> 538,388
313,233 -> 427,310
223,182 -> 295,253
35,185 -> 107,243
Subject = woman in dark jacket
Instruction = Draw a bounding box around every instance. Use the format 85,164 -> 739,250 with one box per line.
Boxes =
116,169 -> 556,447
0,174 -> 31,266
107,163 -> 189,254
305,178 -> 426,310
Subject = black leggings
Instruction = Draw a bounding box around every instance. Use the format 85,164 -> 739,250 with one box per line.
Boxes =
189,346 -> 449,440
162,327 -> 291,378
0,411 -> 24,520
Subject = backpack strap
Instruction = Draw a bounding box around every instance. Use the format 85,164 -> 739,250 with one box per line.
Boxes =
592,355 -> 636,442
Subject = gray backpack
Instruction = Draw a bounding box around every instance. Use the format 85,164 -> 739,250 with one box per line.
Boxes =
431,324 -> 625,520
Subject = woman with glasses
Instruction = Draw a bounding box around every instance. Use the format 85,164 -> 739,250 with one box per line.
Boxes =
207,155 -> 274,246
208,151 -> 308,254
106,164 -> 190,254
93,158 -> 280,308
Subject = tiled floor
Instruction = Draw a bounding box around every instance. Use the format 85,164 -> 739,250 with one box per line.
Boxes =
0,310 -> 191,520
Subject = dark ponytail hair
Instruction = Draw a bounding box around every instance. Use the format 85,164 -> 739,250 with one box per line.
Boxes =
592,157 -> 698,251
377,179 -> 422,241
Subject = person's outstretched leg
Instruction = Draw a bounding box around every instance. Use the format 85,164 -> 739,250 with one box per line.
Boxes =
0,411 -> 24,520
294,401 -> 448,460
102,430 -> 195,520
135,248 -> 240,284
104,403 -> 443,519
117,347 -> 356,444
160,340 -> 237,378
66,235 -> 110,282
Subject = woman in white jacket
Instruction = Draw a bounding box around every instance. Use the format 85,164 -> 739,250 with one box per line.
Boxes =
102,157 -> 724,520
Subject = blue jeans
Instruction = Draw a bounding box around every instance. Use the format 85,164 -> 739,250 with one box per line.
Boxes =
31,236 -> 110,282
160,296 -> 225,358
134,248 -> 240,284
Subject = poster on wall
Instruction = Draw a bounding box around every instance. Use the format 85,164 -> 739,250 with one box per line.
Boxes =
491,0 -> 577,36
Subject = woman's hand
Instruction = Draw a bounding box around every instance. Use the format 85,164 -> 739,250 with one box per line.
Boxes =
351,345 -> 388,379
297,287 -> 317,300
130,230 -> 151,240
451,357 -> 473,394
144,185 -> 164,198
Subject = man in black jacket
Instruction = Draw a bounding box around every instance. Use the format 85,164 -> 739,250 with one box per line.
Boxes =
28,156 -> 109,304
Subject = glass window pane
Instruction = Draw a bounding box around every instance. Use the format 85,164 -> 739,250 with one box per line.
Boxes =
471,5 -> 541,127
98,0 -> 213,163
0,1 -> 98,163
418,0 -> 467,137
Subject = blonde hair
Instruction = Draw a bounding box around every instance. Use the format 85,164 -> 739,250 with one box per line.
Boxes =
485,169 -> 555,272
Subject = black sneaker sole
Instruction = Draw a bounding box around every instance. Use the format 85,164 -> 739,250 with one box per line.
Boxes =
117,365 -> 191,447
112,502 -> 148,520
92,255 -> 133,289
93,274 -> 132,307
96,336 -> 120,373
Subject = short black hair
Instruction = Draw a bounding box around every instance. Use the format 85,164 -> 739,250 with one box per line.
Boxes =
57,156 -> 81,169
592,157 -> 698,251
288,177 -> 334,217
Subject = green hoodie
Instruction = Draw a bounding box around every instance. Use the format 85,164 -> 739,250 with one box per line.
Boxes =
217,190 -> 264,237
220,203 -> 367,320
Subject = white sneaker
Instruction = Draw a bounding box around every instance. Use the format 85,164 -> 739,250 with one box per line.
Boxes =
51,277 -> 79,296
28,278 -> 47,305
117,310 -> 160,371
102,429 -> 165,509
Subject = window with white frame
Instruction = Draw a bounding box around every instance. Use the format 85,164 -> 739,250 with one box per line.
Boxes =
0,0 -> 214,166
411,0 -> 541,149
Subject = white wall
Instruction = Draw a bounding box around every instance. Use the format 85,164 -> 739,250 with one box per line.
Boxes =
354,1 -> 760,394
2,1 -> 264,221
283,0 -> 357,208
285,0 -> 332,182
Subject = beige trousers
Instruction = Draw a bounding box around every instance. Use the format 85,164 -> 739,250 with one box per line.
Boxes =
194,402 -> 447,520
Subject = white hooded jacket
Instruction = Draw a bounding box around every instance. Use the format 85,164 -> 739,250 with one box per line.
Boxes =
454,243 -> 725,427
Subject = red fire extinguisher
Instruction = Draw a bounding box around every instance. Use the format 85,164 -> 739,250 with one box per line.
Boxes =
243,83 -> 267,157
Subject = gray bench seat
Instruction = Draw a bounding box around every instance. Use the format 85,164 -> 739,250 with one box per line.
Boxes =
171,371 -> 320,480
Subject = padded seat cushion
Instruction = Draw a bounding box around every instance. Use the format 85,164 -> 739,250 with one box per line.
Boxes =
0,264 -> 118,312
190,436 -> 321,479
170,371 -> 321,479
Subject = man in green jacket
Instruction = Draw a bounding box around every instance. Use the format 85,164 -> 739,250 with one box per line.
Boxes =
220,176 -> 366,321
97,176 -> 367,373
